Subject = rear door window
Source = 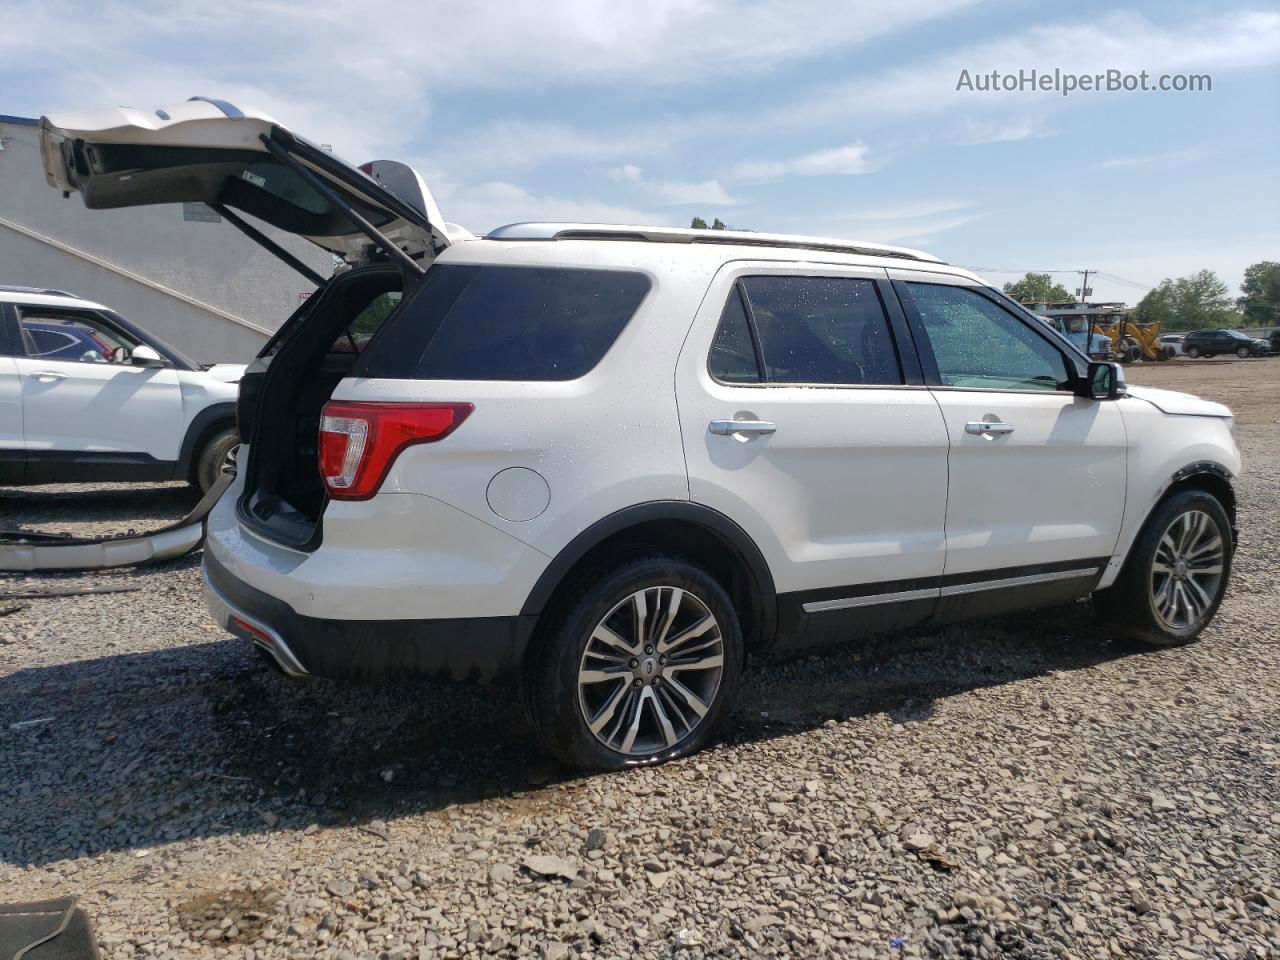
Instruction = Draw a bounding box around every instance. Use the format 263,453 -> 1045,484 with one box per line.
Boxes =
710,276 -> 902,385
359,265 -> 650,381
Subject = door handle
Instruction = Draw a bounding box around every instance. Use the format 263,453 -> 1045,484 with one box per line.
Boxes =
31,371 -> 67,381
709,419 -> 776,437
965,420 -> 1014,436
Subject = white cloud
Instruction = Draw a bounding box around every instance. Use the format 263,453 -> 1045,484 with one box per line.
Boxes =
731,143 -> 872,183
608,164 -> 739,205
443,180 -> 666,233
0,0 -> 983,137
759,9 -> 1280,128
431,120 -> 674,178
955,116 -> 1053,145
1093,144 -> 1219,169
841,200 -> 970,221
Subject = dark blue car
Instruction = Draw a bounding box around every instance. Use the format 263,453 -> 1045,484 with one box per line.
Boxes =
19,318 -> 114,361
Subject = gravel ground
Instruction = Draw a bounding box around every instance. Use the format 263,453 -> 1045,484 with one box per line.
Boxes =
1,358 -> 1277,960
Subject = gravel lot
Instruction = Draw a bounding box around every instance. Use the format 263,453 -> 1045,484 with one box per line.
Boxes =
2,358 -> 1277,960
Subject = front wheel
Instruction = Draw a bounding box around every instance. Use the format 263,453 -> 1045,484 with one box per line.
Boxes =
525,554 -> 744,771
1236,346 -> 1250,359
1185,345 -> 1201,358
1094,490 -> 1232,646
193,427 -> 239,494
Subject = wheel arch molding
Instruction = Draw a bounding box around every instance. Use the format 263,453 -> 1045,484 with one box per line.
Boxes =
1164,461 -> 1237,542
176,401 -> 238,478
520,501 -> 778,652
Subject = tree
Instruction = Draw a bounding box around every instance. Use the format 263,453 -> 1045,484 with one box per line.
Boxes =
1002,272 -> 1071,303
689,217 -> 708,229
1238,260 -> 1280,327
691,216 -> 732,230
1133,280 -> 1176,326
711,217 -> 727,230
1134,269 -> 1240,331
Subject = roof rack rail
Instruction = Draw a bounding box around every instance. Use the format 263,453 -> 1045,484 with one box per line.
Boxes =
485,222 -> 945,264
0,284 -> 80,298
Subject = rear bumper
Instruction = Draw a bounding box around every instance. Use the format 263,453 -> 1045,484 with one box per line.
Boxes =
202,549 -> 535,682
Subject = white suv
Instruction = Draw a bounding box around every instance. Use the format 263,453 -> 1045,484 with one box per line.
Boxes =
0,285 -> 242,492
43,101 -> 1240,770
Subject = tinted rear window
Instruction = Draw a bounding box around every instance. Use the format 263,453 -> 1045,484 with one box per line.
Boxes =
358,265 -> 650,381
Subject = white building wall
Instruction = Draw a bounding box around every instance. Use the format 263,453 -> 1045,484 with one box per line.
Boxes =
0,117 -> 331,363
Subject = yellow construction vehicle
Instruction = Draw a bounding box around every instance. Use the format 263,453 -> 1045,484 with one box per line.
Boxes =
1089,317 -> 1175,363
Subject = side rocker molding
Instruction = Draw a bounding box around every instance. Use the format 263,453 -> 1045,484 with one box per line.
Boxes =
519,501 -> 778,649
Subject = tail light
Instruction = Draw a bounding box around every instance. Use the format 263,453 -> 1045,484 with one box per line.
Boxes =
318,401 -> 472,500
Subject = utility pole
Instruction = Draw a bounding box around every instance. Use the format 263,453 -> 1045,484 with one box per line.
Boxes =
1078,269 -> 1098,359
1077,269 -> 1093,306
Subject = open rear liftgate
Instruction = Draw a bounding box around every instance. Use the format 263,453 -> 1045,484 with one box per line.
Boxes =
0,459 -> 236,572
4,102 -> 449,572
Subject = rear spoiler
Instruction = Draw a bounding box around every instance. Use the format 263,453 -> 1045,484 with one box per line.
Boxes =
0,458 -> 235,572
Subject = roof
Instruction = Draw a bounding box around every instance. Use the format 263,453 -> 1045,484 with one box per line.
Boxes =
0,284 -> 80,298
486,222 -> 945,264
0,287 -> 104,311
0,114 -> 38,127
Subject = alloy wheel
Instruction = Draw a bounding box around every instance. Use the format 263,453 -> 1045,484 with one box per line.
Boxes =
1151,509 -> 1225,630
577,586 -> 724,757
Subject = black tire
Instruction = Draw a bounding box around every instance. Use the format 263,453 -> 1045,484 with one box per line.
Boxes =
1236,346 -> 1250,359
1094,489 -> 1232,646
524,553 -> 745,771
1185,345 -> 1201,358
193,427 -> 239,494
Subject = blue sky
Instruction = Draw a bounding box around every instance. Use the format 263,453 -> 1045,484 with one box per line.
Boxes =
2,0 -> 1277,303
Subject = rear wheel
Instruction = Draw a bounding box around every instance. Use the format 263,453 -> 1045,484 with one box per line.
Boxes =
525,554 -> 744,771
193,427 -> 239,494
1094,490 -> 1232,646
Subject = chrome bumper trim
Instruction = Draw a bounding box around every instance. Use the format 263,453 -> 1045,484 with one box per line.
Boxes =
201,564 -> 310,677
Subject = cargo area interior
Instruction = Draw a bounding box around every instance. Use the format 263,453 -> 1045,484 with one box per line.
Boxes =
238,265 -> 404,549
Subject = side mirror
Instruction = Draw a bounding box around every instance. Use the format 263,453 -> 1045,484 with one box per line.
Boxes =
130,344 -> 169,368
1082,361 -> 1124,400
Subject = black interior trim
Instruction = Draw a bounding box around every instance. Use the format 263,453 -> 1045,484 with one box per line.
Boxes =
0,302 -> 18,356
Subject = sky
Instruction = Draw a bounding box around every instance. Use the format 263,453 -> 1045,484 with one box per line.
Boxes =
2,0 -> 1278,305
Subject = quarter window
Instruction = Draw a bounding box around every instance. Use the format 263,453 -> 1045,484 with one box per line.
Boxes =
908,284 -> 1071,392
358,265 -> 650,382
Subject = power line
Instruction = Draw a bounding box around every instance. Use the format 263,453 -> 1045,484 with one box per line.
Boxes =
962,267 -> 1156,290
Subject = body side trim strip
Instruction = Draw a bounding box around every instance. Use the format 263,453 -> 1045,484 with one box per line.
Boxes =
938,566 -> 1098,597
803,586 -> 937,614
800,564 -> 1102,614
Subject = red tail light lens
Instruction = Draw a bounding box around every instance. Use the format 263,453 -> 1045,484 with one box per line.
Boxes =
318,401 -> 472,500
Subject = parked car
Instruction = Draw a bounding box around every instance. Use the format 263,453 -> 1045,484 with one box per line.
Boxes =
1180,329 -> 1270,358
0,285 -> 242,492
1269,329 -> 1280,355
1157,333 -> 1185,357
41,100 -> 1242,771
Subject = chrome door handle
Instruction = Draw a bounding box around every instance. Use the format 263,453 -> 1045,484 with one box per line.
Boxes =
709,419 -> 776,437
31,371 -> 67,381
965,420 -> 1014,436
